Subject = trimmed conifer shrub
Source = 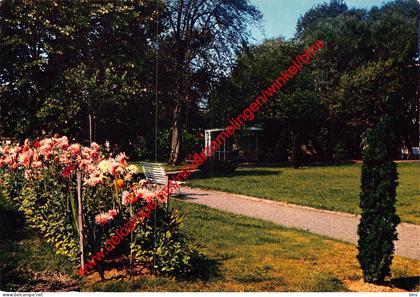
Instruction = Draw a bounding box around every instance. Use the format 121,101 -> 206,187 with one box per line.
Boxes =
357,116 -> 400,284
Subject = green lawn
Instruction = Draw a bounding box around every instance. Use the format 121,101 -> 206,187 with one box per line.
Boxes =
186,162 -> 420,224
69,201 -> 420,291
0,197 -> 77,291
2,197 -> 419,292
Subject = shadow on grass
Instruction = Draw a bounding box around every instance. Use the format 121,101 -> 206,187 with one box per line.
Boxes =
186,254 -> 222,281
188,170 -> 281,180
0,198 -> 25,241
94,253 -> 222,283
389,276 -> 420,291
0,198 -> 30,291
171,194 -> 208,202
0,197 -> 78,292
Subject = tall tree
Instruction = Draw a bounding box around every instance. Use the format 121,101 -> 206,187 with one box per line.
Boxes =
160,0 -> 261,164
297,0 -> 419,158
296,0 -> 347,37
0,0 -> 157,152
211,38 -> 326,166
357,115 -> 400,284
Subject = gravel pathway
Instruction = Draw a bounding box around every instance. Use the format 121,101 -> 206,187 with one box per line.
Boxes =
179,187 -> 420,260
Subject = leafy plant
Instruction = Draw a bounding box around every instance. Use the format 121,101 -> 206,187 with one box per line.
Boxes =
201,159 -> 238,174
0,136 -> 199,280
132,207 -> 202,276
357,116 -> 400,283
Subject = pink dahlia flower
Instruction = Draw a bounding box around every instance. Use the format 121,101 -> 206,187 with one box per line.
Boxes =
122,191 -> 132,206
116,152 -> 128,164
95,212 -> 114,225
69,144 -> 81,156
108,209 -> 118,218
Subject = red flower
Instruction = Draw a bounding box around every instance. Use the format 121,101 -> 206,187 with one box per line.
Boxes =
136,192 -> 143,200
62,165 -> 75,177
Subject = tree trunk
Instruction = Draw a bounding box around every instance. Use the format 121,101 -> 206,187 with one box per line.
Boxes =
325,124 -> 336,161
169,45 -> 186,165
169,101 -> 182,164
291,130 -> 301,169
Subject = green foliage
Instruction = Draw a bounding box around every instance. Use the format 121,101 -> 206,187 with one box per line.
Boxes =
200,159 -> 238,174
213,0 -> 419,164
182,130 -> 203,158
0,138 -> 201,279
160,0 -> 262,164
17,173 -> 80,262
0,165 -> 84,267
0,0 -> 157,152
332,143 -> 347,160
0,168 -> 24,203
187,162 -> 420,224
298,0 -> 419,154
357,116 -> 400,283
131,207 -> 202,276
296,0 -> 348,37
2,0 -> 418,164
131,135 -> 148,161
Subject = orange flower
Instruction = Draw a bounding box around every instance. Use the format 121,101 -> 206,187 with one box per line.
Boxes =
115,179 -> 125,189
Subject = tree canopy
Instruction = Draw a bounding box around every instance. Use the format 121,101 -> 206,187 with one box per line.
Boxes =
0,0 -> 418,164
212,0 -> 419,163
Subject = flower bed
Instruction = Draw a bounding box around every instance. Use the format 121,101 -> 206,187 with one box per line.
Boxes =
0,135 -> 199,279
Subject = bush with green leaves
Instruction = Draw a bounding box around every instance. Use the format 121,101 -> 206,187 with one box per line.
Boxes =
357,116 -> 400,284
0,136 -> 201,280
131,207 -> 202,276
201,159 -> 238,174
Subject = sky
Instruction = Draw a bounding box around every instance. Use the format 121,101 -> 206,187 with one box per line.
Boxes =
249,0 -> 393,42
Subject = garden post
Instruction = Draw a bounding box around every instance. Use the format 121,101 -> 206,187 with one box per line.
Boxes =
77,172 -> 85,269
89,114 -> 93,144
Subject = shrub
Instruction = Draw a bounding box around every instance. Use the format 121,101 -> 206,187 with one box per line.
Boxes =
357,116 -> 400,283
131,135 -> 148,161
0,136 -> 200,279
200,159 -> 237,174
131,207 -> 202,276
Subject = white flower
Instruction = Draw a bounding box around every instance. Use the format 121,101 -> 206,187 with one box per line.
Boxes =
98,160 -> 110,174
127,164 -> 139,174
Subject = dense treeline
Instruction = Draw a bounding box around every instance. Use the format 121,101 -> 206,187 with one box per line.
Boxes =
0,0 -> 159,154
0,0 -> 418,164
213,0 -> 419,165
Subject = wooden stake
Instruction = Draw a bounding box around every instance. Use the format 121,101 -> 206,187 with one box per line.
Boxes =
77,172 -> 85,269
88,114 -> 93,144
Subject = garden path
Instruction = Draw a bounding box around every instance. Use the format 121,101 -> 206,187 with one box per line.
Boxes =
178,186 -> 420,260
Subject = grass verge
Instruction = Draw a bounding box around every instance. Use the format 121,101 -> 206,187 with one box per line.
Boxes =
86,200 -> 419,292
186,162 -> 420,224
1,197 -> 418,292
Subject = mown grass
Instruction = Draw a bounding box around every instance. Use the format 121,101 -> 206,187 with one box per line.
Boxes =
0,197 -> 77,291
86,201 -> 420,292
2,197 -> 419,292
186,162 -> 420,224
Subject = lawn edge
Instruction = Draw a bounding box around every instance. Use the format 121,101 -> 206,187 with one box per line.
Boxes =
181,186 -> 420,228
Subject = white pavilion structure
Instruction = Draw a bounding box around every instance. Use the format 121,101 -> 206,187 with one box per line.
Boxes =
204,127 -> 263,161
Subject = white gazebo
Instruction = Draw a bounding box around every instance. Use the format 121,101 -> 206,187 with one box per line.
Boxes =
204,127 -> 263,161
